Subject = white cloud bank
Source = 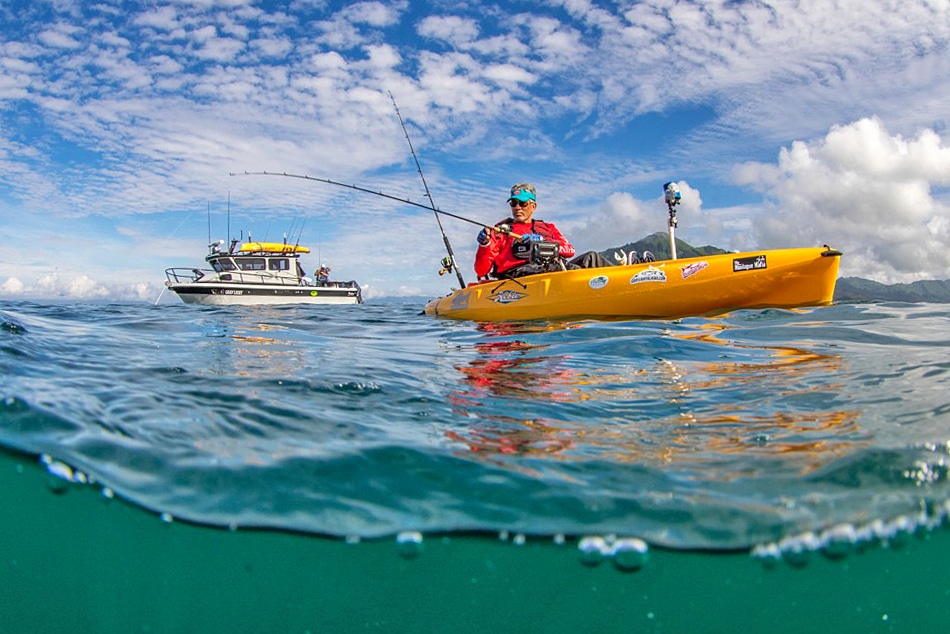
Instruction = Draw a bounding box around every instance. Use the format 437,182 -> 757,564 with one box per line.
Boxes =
734,117 -> 950,283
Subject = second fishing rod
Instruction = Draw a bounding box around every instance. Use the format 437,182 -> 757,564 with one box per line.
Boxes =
230,171 -> 523,245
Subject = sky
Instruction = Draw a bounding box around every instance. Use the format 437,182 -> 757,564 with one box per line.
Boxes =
1,0 -> 948,302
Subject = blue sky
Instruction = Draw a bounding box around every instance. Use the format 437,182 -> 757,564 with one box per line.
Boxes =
1,0 -> 948,301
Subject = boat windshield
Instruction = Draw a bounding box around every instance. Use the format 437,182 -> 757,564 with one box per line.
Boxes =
236,258 -> 266,271
211,258 -> 237,272
268,258 -> 290,271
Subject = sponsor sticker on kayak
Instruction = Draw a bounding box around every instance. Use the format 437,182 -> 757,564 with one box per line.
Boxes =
588,275 -> 609,290
733,255 -> 767,272
489,289 -> 528,304
629,267 -> 667,285
680,261 -> 708,279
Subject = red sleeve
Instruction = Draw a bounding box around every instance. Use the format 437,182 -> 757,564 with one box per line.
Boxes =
474,221 -> 515,278
474,240 -> 497,278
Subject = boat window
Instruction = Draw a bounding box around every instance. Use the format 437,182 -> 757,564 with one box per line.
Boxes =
269,258 -> 290,271
236,258 -> 266,271
211,258 -> 237,272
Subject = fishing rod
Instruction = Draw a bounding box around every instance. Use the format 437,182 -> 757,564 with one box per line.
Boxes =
230,170 -> 521,236
388,92 -> 466,287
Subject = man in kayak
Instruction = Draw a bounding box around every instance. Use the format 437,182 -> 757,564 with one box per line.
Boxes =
474,182 -> 614,280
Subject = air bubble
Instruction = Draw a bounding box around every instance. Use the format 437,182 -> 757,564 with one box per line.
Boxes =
610,538 -> 649,572
396,531 -> 424,559
821,524 -> 858,559
578,536 -> 608,567
45,460 -> 75,482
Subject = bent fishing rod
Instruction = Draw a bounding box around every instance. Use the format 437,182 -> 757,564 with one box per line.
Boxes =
388,91 -> 466,288
230,170 -> 521,245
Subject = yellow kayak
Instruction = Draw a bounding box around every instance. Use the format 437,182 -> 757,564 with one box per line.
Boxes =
424,246 -> 842,321
239,242 -> 311,254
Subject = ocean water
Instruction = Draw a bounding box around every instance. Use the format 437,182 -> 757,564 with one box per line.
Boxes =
2,298 -> 950,632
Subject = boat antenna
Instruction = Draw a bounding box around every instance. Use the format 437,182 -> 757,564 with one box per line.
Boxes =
207,201 -> 211,244
663,181 -> 681,260
388,91 -> 466,288
294,218 -> 306,248
227,190 -> 231,243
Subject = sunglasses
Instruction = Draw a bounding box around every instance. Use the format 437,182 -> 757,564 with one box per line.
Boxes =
509,199 -> 534,208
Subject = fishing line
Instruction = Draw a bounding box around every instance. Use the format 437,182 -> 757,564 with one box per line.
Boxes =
230,171 -> 519,236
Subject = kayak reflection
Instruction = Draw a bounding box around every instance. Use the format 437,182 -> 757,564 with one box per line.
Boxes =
445,320 -> 867,480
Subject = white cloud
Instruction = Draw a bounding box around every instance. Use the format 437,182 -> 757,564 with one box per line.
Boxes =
341,1 -> 405,28
134,6 -> 180,30
417,15 -> 480,46
733,117 -> 950,282
1,278 -> 25,295
37,26 -> 83,50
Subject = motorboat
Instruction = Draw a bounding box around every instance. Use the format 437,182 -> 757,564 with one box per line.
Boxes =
165,239 -> 363,306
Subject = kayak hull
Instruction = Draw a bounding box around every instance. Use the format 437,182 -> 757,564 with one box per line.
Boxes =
424,247 -> 842,321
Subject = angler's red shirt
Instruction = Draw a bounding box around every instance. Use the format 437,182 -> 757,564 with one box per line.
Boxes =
474,218 -> 576,278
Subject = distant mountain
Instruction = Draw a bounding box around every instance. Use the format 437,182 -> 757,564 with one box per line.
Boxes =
600,231 -> 729,263
601,233 -> 950,303
834,277 -> 950,303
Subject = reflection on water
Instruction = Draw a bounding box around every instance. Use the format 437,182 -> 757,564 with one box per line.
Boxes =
447,319 -> 867,479
203,317 -> 306,379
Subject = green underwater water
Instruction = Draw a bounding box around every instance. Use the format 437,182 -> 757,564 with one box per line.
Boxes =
3,449 -> 949,634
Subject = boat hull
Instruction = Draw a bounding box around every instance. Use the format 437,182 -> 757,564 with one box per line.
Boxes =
167,282 -> 362,306
424,247 -> 841,321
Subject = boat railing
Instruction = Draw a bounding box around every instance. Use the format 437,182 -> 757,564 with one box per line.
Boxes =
166,267 -> 360,289
165,267 -> 210,284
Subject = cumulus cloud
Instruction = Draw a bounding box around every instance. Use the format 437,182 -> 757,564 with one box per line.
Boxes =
1,278 -> 25,295
734,117 -> 950,282
417,15 -> 480,46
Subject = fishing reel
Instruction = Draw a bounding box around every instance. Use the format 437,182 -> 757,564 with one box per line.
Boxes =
438,256 -> 454,276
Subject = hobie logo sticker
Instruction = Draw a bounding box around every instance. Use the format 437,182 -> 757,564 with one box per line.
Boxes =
733,255 -> 767,272
588,275 -> 609,290
630,267 -> 667,284
489,289 -> 527,304
680,261 -> 708,279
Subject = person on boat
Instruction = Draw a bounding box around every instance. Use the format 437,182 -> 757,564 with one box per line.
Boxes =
474,182 -> 614,280
316,264 -> 331,284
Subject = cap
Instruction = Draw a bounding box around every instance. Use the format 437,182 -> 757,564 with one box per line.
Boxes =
507,183 -> 537,203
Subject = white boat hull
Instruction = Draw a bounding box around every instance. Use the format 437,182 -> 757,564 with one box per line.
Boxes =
167,282 -> 362,306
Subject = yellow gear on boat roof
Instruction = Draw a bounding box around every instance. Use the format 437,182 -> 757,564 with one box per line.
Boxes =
239,242 -> 311,254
